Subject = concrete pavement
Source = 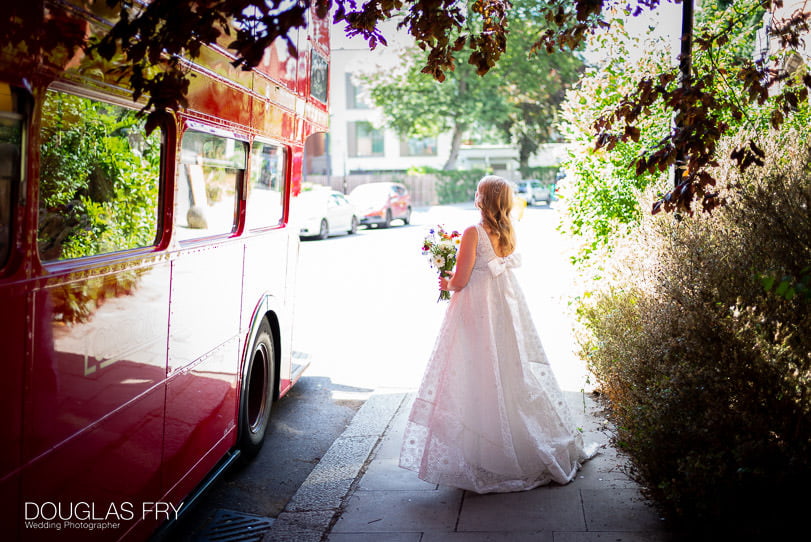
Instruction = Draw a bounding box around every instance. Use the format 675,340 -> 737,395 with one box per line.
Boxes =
263,390 -> 678,542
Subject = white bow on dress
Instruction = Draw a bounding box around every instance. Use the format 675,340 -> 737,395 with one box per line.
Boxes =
487,253 -> 522,276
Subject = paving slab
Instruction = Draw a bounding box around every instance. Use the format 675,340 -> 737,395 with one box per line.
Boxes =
457,484 -> 586,533
421,532 -> 554,542
371,400 -> 412,459
571,450 -> 639,490
263,509 -> 334,542
330,487 -> 463,533
580,488 -> 666,532
357,457 -> 439,491
553,532 -> 677,542
328,533 -> 422,542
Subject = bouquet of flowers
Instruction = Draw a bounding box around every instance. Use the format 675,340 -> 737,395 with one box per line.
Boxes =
422,225 -> 461,301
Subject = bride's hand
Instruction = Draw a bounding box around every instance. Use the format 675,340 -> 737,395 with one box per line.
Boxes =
439,272 -> 454,291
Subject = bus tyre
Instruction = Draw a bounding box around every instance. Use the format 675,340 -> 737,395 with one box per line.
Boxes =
239,319 -> 274,458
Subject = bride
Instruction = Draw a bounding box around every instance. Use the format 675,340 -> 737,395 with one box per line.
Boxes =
399,175 -> 596,493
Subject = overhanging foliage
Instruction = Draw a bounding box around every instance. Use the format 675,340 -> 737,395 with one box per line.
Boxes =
3,1 -> 810,214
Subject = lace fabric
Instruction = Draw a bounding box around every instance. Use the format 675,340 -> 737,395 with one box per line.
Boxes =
400,223 -> 595,493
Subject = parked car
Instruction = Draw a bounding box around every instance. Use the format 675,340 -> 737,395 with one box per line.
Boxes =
292,187 -> 359,239
349,182 -> 412,228
510,183 -> 527,221
515,179 -> 552,206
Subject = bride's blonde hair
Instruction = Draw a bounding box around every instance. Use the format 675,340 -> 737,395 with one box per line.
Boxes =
477,175 -> 516,256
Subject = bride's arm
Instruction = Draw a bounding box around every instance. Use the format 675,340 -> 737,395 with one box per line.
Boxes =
440,226 -> 477,292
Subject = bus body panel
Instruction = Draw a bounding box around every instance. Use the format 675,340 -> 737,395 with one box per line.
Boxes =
24,261 -> 171,455
240,227 -> 294,376
0,285 -> 25,542
185,65 -> 254,131
164,242 -> 243,484
21,260 -> 171,526
249,93 -> 298,144
255,28 -> 301,94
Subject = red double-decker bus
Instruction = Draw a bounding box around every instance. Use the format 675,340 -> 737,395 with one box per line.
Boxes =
0,2 -> 329,540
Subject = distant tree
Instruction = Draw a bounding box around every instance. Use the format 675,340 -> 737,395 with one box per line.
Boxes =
493,0 -> 583,176
364,0 -> 582,173
362,47 -> 510,170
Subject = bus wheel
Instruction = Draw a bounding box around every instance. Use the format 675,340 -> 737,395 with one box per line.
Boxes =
239,319 -> 274,458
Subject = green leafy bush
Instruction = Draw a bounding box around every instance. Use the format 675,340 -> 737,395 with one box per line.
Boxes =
521,166 -> 559,184
413,167 -> 491,204
578,130 -> 811,536
558,4 -> 766,266
557,19 -> 674,266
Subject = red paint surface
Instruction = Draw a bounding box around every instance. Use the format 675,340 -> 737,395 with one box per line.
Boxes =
0,1 -> 329,540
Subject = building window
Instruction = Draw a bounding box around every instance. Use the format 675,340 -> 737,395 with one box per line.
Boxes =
399,136 -> 438,157
38,89 -> 162,261
345,74 -> 370,110
348,121 -> 384,157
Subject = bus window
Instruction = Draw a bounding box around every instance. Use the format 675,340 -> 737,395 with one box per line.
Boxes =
37,90 -> 162,261
177,130 -> 246,239
247,141 -> 286,229
0,83 -> 22,268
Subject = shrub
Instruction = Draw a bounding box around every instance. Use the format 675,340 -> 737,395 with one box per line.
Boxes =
578,131 -> 811,537
521,165 -> 559,183
422,167 -> 490,204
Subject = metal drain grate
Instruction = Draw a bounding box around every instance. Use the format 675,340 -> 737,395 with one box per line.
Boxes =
196,509 -> 276,542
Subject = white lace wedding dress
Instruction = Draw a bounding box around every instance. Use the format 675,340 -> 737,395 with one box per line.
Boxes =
400,223 -> 595,493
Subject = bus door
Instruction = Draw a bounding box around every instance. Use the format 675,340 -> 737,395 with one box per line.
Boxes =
161,127 -> 245,502
241,139 -> 296,390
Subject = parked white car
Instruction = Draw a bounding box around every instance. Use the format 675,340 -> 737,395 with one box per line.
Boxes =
292,188 -> 359,239
515,179 -> 552,206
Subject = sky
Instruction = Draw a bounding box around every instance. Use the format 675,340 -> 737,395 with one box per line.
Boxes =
583,1 -> 686,65
332,2 -> 689,69
623,0 -> 686,38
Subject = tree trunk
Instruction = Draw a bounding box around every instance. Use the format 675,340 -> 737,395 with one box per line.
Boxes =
518,144 -> 531,178
443,122 -> 465,170
443,76 -> 468,171
518,134 -> 538,178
